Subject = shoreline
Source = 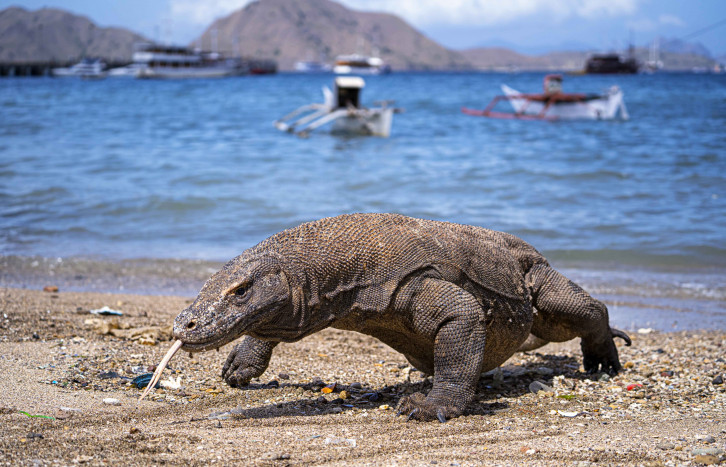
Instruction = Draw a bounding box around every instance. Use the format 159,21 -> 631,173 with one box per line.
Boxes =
2,253 -> 724,332
0,287 -> 724,465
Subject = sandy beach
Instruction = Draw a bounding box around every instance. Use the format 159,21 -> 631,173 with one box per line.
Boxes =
0,286 -> 724,466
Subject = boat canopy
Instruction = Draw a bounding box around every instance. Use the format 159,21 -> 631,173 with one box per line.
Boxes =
334,76 -> 365,108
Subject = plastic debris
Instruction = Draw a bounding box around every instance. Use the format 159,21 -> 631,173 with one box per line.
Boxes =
132,373 -> 161,389
19,411 -> 55,420
324,436 -> 357,447
90,306 -> 123,316
160,376 -> 182,390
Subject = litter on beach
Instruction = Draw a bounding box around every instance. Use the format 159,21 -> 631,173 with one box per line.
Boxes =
90,306 -> 123,316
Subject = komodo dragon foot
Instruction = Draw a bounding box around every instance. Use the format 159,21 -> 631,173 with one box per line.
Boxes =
396,393 -> 463,423
581,327 -> 632,375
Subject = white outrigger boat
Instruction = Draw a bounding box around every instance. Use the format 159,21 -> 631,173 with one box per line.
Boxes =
462,74 -> 629,121
274,76 -> 401,137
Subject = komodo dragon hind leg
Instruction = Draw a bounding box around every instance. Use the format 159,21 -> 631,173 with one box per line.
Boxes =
526,263 -> 631,375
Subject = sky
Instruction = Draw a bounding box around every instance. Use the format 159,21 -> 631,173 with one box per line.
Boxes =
4,0 -> 725,55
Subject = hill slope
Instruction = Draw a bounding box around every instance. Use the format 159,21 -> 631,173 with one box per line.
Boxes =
194,0 -> 470,71
0,6 -> 146,63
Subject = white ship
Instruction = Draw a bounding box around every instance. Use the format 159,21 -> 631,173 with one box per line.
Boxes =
123,43 -> 246,79
333,54 -> 390,75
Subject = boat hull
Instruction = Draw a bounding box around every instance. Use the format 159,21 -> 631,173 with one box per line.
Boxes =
135,66 -> 242,79
331,108 -> 394,137
501,85 -> 628,120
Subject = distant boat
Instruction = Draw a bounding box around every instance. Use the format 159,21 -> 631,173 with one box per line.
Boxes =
462,74 -> 629,121
246,58 -> 278,75
333,54 -> 390,75
294,60 -> 332,73
52,58 -> 107,79
274,76 -> 402,137
129,43 -> 247,79
107,63 -> 147,78
585,52 -> 639,74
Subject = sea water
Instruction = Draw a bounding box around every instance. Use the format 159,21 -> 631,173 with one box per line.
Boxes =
1,72 -> 725,329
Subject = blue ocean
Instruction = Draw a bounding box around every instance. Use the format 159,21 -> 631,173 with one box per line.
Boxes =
1,72 -> 725,330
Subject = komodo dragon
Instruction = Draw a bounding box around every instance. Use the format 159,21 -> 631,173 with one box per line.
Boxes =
140,213 -> 631,422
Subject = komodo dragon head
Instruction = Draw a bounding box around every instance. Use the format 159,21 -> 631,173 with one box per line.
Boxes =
138,254 -> 292,401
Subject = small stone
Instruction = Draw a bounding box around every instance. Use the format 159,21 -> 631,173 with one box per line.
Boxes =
266,380 -> 280,388
278,373 -> 290,380
99,371 -> 120,379
350,382 -> 363,390
656,443 -> 675,450
102,398 -> 121,406
43,285 -> 59,293
692,448 -> 723,456
623,361 -> 635,369
339,390 -> 349,400
712,375 -> 724,385
598,373 -> 611,382
317,396 -> 327,404
331,407 -> 343,414
129,427 -> 140,434
695,435 -> 716,444
364,392 -> 380,402
260,452 -> 291,461
529,381 -> 553,394
693,454 -> 719,465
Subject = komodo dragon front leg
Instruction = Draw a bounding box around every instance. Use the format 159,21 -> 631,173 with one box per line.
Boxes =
394,278 -> 487,422
525,263 -> 631,374
222,337 -> 278,387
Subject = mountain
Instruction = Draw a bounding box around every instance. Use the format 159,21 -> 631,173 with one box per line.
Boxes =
0,6 -> 147,63
658,37 -> 711,58
193,0 -> 470,71
461,45 -> 718,72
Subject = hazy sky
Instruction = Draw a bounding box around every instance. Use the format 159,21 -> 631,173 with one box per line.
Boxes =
4,0 -> 725,55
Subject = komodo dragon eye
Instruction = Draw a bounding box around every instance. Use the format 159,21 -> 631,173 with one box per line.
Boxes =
233,285 -> 250,297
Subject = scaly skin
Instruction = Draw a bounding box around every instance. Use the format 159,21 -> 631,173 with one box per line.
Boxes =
173,213 -> 630,422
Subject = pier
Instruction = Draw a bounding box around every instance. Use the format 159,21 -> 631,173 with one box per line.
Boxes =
0,60 -> 130,77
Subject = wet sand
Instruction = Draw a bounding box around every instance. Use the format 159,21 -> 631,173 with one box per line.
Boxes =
1,286 -> 724,466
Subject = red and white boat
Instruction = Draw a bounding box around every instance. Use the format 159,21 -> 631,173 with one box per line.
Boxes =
462,75 -> 629,121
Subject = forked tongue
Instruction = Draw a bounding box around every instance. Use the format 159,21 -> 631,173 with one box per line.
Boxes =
138,339 -> 183,402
